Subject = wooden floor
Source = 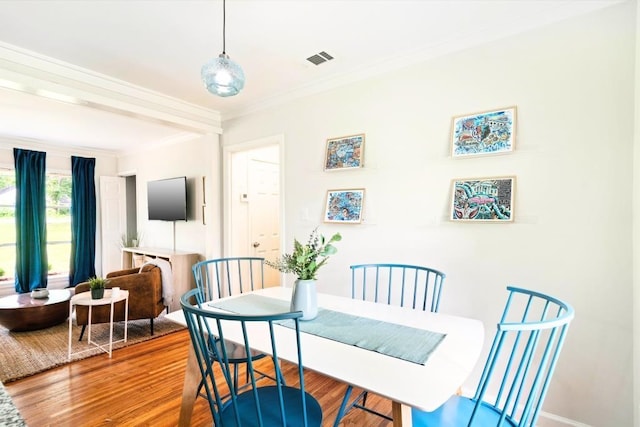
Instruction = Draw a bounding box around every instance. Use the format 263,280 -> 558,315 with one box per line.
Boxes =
5,329 -> 393,426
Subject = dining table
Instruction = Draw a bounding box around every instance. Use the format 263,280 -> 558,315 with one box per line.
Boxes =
165,286 -> 485,427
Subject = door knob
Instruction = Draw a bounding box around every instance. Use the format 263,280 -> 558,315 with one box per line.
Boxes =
253,242 -> 260,248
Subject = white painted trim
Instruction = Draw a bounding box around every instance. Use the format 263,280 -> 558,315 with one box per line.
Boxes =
0,135 -> 118,159
0,275 -> 69,298
0,42 -> 223,135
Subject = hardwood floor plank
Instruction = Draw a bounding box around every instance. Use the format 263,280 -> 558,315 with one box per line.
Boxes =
5,330 -> 393,426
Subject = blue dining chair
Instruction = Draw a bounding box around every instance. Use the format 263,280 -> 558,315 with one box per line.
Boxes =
334,263 -> 446,425
192,257 -> 280,396
181,288 -> 323,427
412,286 -> 575,427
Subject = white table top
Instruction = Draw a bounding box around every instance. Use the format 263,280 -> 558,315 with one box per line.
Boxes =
167,286 -> 484,412
71,289 -> 129,306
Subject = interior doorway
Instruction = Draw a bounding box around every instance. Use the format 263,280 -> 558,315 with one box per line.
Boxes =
100,174 -> 137,276
224,136 -> 283,287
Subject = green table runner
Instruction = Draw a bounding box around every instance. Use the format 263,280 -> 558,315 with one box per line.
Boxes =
208,294 -> 446,365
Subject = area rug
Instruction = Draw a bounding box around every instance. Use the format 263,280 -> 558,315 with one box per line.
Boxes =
0,381 -> 25,426
0,315 -> 185,383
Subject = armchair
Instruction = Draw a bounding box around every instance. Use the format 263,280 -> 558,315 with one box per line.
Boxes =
74,264 -> 166,340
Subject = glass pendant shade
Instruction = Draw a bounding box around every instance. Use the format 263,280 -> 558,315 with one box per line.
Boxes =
201,53 -> 245,97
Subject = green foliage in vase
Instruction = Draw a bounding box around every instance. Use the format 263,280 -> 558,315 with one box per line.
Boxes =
266,228 -> 341,280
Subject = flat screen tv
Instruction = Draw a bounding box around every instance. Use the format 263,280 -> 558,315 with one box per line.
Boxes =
147,176 -> 187,221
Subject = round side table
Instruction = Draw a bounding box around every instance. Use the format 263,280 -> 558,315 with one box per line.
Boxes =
68,289 -> 129,360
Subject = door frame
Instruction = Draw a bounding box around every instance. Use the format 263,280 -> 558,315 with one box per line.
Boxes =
221,134 -> 285,259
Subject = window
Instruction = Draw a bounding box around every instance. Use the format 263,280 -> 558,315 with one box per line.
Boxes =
0,170 -> 15,282
0,170 -> 72,282
46,174 -> 72,277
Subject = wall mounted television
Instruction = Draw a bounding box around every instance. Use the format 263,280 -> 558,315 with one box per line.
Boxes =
147,176 -> 187,221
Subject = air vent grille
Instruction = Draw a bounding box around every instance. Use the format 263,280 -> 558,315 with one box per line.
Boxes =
307,51 -> 334,66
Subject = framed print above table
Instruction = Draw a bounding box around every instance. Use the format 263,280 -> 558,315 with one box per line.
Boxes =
324,188 -> 365,224
451,106 -> 516,158
324,133 -> 365,170
450,176 -> 515,222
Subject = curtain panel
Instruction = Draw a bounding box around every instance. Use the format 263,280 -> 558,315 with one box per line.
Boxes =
13,148 -> 48,293
69,156 -> 96,287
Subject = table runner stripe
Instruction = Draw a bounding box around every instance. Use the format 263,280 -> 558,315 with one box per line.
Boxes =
208,294 -> 446,365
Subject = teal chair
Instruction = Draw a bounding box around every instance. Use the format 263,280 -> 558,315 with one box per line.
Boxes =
181,288 -> 323,426
412,286 -> 575,427
334,263 -> 446,425
193,257 -> 266,302
192,257 -> 279,395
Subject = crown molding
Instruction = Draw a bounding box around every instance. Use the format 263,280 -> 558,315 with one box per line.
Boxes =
0,135 -> 118,159
0,42 -> 222,135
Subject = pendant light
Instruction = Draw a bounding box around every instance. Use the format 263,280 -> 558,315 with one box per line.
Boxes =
201,0 -> 245,97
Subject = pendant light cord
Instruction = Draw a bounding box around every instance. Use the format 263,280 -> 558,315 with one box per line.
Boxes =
222,0 -> 226,55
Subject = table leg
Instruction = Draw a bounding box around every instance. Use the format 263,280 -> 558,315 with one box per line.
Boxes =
67,301 -> 73,361
88,305 -> 92,343
392,401 -> 413,427
108,299 -> 114,358
124,295 -> 129,342
178,344 -> 199,427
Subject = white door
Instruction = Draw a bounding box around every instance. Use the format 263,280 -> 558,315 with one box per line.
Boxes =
100,176 -> 126,275
249,159 -> 280,287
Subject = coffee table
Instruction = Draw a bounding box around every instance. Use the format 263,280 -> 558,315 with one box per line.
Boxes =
0,289 -> 71,332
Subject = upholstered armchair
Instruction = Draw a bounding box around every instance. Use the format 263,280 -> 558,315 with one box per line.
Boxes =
74,264 -> 166,340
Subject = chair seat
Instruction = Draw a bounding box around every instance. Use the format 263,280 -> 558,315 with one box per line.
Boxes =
220,385 -> 322,427
411,396 -> 517,427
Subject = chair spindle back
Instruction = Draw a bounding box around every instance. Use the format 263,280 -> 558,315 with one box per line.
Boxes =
350,263 -> 446,312
193,257 -> 265,301
471,286 -> 575,427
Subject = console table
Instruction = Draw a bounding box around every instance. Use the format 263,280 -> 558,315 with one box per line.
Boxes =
121,247 -> 200,312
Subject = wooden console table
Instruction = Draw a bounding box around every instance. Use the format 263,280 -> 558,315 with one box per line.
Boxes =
121,247 -> 200,312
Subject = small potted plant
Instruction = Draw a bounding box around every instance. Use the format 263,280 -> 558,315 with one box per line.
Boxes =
88,276 -> 108,299
266,228 -> 341,320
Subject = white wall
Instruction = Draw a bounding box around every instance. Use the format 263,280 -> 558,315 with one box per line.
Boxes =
223,3 -> 635,426
117,134 -> 220,259
0,138 -> 118,279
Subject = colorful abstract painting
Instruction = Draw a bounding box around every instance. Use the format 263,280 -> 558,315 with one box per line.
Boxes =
451,177 -> 515,222
324,189 -> 364,223
324,134 -> 364,170
451,107 -> 516,157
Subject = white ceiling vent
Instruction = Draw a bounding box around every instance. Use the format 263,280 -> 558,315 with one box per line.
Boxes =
306,51 -> 334,66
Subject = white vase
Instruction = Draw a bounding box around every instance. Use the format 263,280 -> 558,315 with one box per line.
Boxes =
291,279 -> 318,321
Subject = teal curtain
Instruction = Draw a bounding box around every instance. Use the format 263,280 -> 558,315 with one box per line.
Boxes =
13,148 -> 48,293
69,156 -> 96,287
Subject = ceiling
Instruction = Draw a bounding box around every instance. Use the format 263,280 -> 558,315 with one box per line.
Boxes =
0,0 -> 622,153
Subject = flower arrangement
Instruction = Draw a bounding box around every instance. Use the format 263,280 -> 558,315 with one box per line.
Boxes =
266,228 -> 342,280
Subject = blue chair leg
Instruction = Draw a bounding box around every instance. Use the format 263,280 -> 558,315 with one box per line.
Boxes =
334,385 -> 354,427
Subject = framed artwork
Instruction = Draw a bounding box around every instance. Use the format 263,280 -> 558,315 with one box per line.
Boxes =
324,188 -> 365,224
451,106 -> 516,158
324,133 -> 365,170
450,176 -> 515,222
